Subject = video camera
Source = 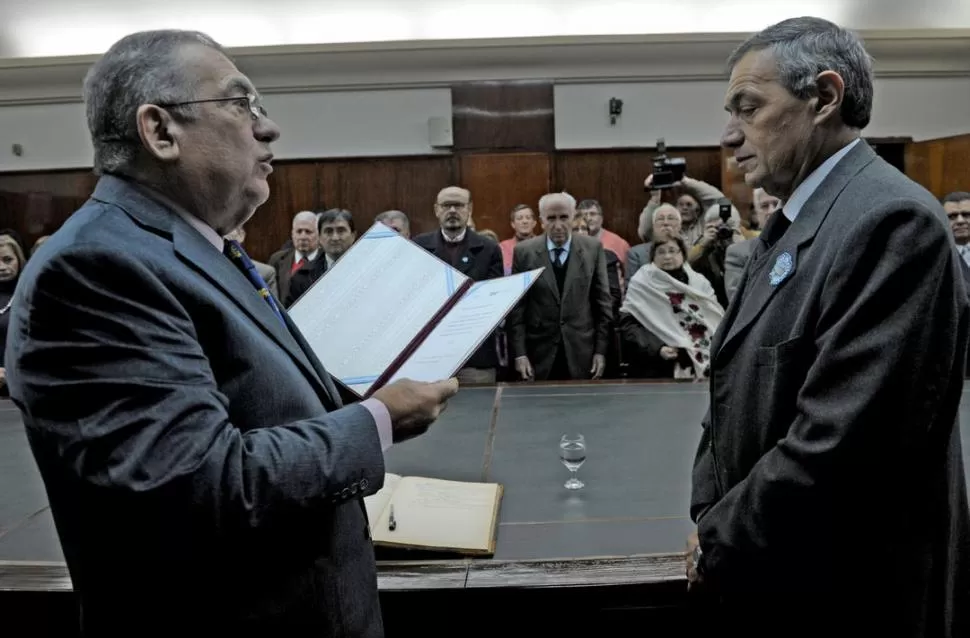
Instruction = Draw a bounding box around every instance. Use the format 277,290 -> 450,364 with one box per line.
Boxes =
649,138 -> 687,189
716,199 -> 735,242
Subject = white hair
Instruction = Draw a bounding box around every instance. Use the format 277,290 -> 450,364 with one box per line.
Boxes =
538,192 -> 577,215
640,203 -> 681,242
292,210 -> 317,227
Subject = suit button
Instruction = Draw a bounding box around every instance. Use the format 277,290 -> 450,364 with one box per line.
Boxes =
340,487 -> 351,499
360,479 -> 369,490
351,483 -> 359,495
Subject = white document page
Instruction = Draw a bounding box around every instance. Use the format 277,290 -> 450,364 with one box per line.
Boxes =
387,268 -> 543,384
288,222 -> 470,397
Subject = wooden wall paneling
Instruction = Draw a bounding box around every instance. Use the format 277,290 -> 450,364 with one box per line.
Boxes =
452,81 -> 555,152
555,147 -> 722,246
457,152 -> 552,239
332,156 -> 455,239
905,133 -> 970,199
0,169 -> 96,253
249,162 -> 321,261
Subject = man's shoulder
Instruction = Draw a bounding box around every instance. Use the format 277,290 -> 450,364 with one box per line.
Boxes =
514,235 -> 545,254
573,234 -> 602,252
726,238 -> 757,259
411,231 -> 438,248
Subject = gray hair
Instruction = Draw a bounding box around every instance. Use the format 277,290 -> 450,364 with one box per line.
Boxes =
538,192 -> 577,215
728,17 -> 874,129
292,210 -> 317,227
375,209 -> 410,232
83,30 -> 227,175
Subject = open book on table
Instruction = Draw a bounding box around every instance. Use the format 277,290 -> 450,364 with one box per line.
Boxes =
288,221 -> 543,398
363,473 -> 503,556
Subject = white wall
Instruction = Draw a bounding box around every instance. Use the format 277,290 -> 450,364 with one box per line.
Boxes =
0,88 -> 453,171
554,77 -> 970,149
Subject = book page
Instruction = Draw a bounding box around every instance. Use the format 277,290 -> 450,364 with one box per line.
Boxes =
387,268 -> 544,384
371,477 -> 502,553
363,472 -> 402,531
288,223 -> 469,397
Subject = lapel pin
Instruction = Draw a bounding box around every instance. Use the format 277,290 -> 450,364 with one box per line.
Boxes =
769,251 -> 794,286
461,256 -> 469,263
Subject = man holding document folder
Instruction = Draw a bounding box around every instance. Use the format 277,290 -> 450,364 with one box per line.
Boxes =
4,29 -> 457,637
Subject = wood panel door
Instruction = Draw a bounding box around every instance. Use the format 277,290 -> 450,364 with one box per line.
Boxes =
458,153 -> 552,239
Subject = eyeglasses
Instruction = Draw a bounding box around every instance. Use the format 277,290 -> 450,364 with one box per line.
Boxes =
655,247 -> 682,256
157,93 -> 267,121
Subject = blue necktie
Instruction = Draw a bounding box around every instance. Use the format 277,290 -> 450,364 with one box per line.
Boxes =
224,239 -> 286,327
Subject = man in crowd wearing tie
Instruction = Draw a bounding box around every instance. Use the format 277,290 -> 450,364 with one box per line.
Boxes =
508,192 -> 613,381
4,29 -> 457,637
269,209 -> 321,305
687,17 -> 969,637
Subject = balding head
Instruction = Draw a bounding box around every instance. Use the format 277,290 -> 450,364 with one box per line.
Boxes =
435,186 -> 472,237
291,210 -> 319,253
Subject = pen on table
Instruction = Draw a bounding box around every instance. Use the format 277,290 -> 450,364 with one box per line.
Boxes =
388,505 -> 397,531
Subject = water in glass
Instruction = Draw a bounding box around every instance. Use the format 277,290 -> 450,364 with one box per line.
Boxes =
559,434 -> 586,490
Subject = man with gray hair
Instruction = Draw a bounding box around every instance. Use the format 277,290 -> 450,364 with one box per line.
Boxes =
507,192 -> 613,381
687,17 -> 969,637
375,209 -> 410,238
4,29 -> 458,636
269,209 -> 321,304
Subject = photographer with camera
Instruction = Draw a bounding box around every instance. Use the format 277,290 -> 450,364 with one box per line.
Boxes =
690,199 -> 746,308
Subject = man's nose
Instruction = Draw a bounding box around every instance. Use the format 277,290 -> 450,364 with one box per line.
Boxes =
721,117 -> 743,148
255,115 -> 281,143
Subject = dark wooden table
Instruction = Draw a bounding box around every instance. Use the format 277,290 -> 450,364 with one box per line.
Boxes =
3,381 -> 969,636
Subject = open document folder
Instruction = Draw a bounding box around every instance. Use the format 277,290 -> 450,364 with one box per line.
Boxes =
288,222 -> 544,398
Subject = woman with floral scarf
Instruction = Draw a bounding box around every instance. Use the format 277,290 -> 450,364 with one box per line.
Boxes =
618,236 -> 724,379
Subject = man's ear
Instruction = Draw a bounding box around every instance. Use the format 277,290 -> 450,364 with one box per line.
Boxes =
812,70 -> 845,125
135,104 -> 182,163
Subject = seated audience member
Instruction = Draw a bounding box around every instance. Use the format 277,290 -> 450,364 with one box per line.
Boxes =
724,188 -> 783,301
689,200 -> 746,308
375,209 -> 410,238
0,233 -> 25,396
618,237 -> 723,379
627,203 -> 683,281
286,208 -> 355,306
499,204 -> 538,274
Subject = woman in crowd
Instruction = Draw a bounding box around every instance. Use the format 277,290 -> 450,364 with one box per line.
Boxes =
0,234 -> 26,396
618,236 -> 723,380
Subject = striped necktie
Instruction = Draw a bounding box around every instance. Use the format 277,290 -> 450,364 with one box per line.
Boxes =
224,239 -> 287,327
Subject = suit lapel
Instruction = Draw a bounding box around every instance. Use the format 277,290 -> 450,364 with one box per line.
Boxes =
455,233 -> 482,275
714,141 -> 879,360
561,237 -> 588,308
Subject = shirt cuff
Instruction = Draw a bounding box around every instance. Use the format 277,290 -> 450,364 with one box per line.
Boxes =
361,398 -> 393,452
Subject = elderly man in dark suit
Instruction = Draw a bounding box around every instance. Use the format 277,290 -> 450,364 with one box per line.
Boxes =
687,17 -> 970,638
507,192 -> 613,381
4,30 -> 458,637
414,186 -> 504,384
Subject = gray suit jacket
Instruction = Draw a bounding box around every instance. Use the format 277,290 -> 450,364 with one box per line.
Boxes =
625,242 -> 652,282
5,175 -> 386,636
507,234 -> 613,380
723,237 -> 756,303
690,141 -> 970,637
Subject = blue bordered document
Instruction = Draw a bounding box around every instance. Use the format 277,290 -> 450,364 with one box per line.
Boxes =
288,222 -> 543,398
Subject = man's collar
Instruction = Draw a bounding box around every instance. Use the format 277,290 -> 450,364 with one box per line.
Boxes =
782,138 -> 861,222
127,181 -> 225,252
546,235 -> 572,252
441,228 -> 467,244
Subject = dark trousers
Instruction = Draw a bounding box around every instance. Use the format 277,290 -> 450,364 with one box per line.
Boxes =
548,343 -> 571,381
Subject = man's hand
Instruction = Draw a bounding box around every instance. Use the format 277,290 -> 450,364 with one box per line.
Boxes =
686,530 -> 704,590
659,346 -> 679,361
371,378 -> 459,443
515,356 -> 534,381
0,366 -> 6,387
590,354 -> 606,379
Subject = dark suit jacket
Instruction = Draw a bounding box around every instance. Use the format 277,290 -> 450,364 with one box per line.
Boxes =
269,247 -> 326,307
690,141 -> 970,637
5,175 -> 386,636
413,230 -> 503,370
507,234 -> 614,380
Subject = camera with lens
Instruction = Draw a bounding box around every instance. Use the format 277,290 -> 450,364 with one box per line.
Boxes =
716,200 -> 735,242
649,138 -> 687,189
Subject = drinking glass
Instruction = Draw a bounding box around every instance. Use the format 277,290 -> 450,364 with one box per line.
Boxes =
559,434 -> 586,490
